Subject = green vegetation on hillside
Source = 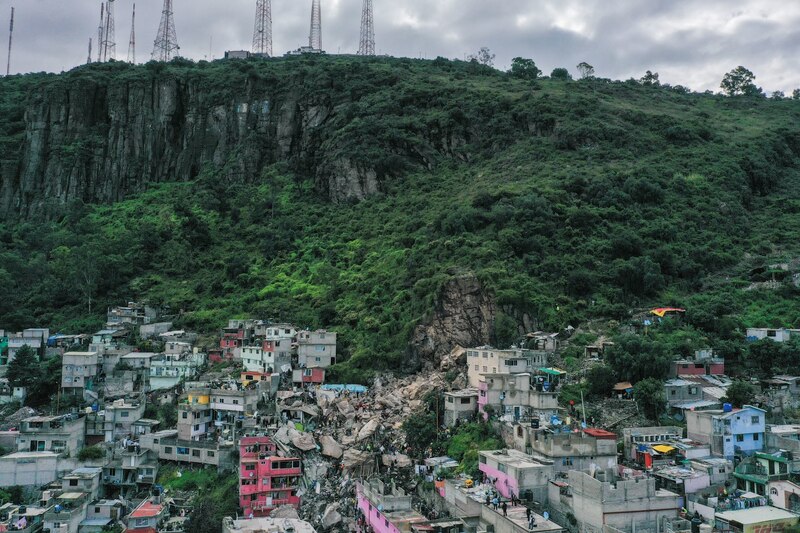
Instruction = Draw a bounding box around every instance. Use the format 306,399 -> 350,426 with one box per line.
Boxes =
2,56 -> 800,380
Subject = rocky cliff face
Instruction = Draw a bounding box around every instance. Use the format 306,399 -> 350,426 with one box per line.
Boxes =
409,273 -> 497,369
0,70 -> 401,218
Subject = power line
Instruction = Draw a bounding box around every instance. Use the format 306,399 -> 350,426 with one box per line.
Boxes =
252,0 -> 272,57
152,0 -> 179,62
358,0 -> 374,56
127,3 -> 135,64
309,0 -> 321,51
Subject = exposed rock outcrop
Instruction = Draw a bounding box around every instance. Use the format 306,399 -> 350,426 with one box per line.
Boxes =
409,273 -> 497,369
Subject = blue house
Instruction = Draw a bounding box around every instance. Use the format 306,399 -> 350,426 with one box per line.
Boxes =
687,405 -> 765,459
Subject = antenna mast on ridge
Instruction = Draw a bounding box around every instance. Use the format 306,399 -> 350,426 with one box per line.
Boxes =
88,38 -> 93,65
252,0 -> 272,57
5,7 -> 13,76
152,0 -> 179,62
127,3 -> 136,63
101,0 -> 116,61
97,3 -> 104,62
309,0 -> 322,51
358,0 -> 375,56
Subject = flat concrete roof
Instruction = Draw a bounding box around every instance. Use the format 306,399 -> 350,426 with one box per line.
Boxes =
479,449 -> 549,469
716,506 -> 799,524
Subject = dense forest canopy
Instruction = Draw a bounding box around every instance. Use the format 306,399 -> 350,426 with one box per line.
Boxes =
2,55 -> 800,381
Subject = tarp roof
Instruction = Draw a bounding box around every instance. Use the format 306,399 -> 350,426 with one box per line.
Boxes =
652,444 -> 676,454
538,368 -> 567,376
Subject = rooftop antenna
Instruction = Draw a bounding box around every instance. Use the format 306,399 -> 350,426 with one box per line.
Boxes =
87,38 -> 93,65
309,0 -> 321,51
358,0 -> 374,56
152,0 -> 179,62
5,6 -> 13,76
101,0 -> 116,61
97,2 -> 104,62
253,0 -> 272,57
127,3 -> 135,63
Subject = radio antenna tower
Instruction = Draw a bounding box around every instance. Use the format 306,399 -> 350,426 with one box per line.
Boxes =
101,0 -> 116,61
87,38 -> 93,65
152,0 -> 179,62
358,0 -> 374,56
127,3 -> 135,63
309,0 -> 321,51
5,7 -> 13,76
252,0 -> 272,56
97,2 -> 104,62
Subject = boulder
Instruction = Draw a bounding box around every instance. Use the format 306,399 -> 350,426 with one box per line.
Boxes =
357,419 -> 379,442
320,435 -> 344,459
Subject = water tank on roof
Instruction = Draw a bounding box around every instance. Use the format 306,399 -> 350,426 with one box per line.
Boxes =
723,403 -> 733,412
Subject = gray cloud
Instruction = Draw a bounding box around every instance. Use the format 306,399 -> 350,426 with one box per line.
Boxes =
2,0 -> 799,93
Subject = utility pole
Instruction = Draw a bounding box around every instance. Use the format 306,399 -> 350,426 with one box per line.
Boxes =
127,3 -> 135,63
87,38 -> 93,65
152,0 -> 179,62
358,0 -> 375,56
5,7 -> 13,76
252,0 -> 272,57
97,2 -> 104,62
101,0 -> 116,61
309,0 -> 321,51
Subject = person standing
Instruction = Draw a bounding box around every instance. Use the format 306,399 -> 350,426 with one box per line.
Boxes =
501,502 -> 508,517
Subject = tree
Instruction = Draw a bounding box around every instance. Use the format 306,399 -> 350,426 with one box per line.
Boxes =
183,496 -> 219,533
77,445 -> 106,461
634,378 -> 665,420
793,88 -> 800,100
723,381 -> 757,408
550,67 -> 572,81
6,345 -> 41,389
468,47 -> 495,67
577,62 -> 595,79
509,57 -> 541,80
771,91 -> 785,100
585,365 -> 617,399
640,70 -> 660,86
720,66 -> 761,97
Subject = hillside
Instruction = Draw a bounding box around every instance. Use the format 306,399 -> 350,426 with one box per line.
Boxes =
2,55 -> 800,380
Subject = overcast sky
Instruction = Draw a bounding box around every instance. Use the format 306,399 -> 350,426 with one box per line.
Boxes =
2,0 -> 799,93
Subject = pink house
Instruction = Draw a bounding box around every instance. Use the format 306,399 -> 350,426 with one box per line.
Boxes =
357,480 -> 426,533
239,436 -> 302,517
478,449 -> 553,501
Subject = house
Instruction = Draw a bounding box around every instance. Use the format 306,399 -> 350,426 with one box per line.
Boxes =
139,322 -> 173,339
106,302 -> 157,327
81,499 -> 126,533
18,413 -> 85,455
622,426 -> 683,462
119,351 -> 159,370
652,465 -> 710,500
239,436 -> 302,517
0,450 -> 61,486
6,328 -> 49,363
177,386 -> 260,442
61,351 -> 100,396
686,405 -> 766,458
92,329 -> 126,347
357,479 -> 427,533
746,328 -> 800,343
443,389 -> 479,426
690,456 -> 734,485
522,428 -> 618,473
222,517 -> 317,533
714,506 -> 799,532
297,330 -> 337,368
292,367 -> 326,387
671,349 -> 725,377
43,491 -> 90,533
241,345 -> 291,374
478,448 -> 553,502
103,396 -> 146,442
664,379 -> 704,405
0,503 -> 49,532
139,429 -> 234,470
103,444 -> 159,497
478,371 -> 563,423
466,347 -> 549,388
558,470 -> 681,533
526,332 -> 562,352
62,467 -> 103,500
125,499 -> 168,533
149,351 -> 205,391
733,451 -> 792,496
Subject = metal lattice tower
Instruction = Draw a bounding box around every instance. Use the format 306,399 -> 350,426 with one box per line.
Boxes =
101,0 -> 116,61
127,3 -> 135,63
6,7 -> 13,76
252,0 -> 272,56
87,38 -> 93,65
358,0 -> 374,56
309,0 -> 321,51
97,2 -> 104,62
152,0 -> 179,62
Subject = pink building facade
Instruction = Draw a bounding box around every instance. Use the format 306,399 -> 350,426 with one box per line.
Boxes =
239,436 -> 302,517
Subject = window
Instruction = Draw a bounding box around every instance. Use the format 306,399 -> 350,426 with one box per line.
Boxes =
177,447 -> 189,455
182,412 -> 188,419
671,390 -> 676,396
751,416 -> 760,424
246,464 -> 256,471
192,449 -> 201,457
69,479 -> 78,486
482,352 -> 488,358
505,360 -> 518,367
316,346 -> 325,352
689,387 -> 698,395
474,365 -> 478,371
562,457 -> 573,466
233,400 -> 239,405
315,357 -> 321,362
447,397 -> 454,403
95,507 -> 101,513
736,435 -> 744,442
768,330 -> 777,337
207,451 -> 215,457
753,433 -> 760,441
461,397 -> 472,404
194,425 -> 200,431
482,366 -> 487,372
